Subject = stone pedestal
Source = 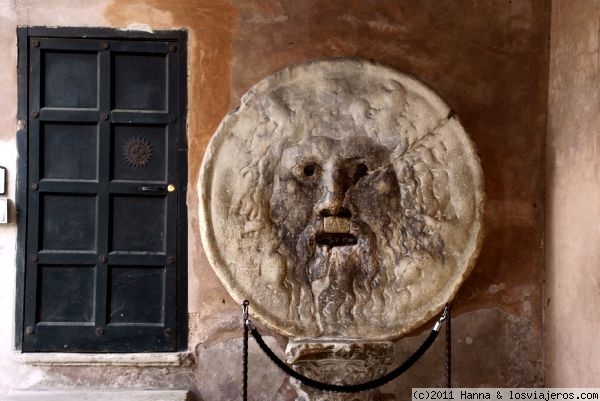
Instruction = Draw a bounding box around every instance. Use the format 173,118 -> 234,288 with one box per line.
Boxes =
285,340 -> 395,401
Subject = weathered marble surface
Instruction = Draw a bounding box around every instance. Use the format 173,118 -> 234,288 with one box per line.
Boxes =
199,59 -> 485,340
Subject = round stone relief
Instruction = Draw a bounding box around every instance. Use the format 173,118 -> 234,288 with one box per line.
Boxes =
199,59 -> 485,340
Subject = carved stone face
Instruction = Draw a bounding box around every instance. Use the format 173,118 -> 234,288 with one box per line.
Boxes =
270,136 -> 402,332
199,59 -> 485,340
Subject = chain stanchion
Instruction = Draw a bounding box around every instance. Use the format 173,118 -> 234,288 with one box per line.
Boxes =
445,303 -> 452,388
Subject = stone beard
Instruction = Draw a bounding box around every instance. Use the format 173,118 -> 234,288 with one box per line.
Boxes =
200,60 -> 484,340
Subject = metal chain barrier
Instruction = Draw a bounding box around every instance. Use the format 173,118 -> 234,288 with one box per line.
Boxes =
445,303 -> 452,388
242,301 -> 449,397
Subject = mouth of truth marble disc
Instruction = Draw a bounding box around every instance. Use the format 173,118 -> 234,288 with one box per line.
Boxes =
199,59 -> 485,340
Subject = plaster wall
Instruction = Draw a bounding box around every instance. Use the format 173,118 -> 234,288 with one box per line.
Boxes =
546,0 -> 600,386
0,1 -> 549,399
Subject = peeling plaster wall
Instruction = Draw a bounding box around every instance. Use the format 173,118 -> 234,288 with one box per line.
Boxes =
546,0 -> 600,387
0,1 -> 549,399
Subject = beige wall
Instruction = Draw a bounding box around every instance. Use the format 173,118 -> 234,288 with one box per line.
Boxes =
0,1 -> 550,399
546,0 -> 600,386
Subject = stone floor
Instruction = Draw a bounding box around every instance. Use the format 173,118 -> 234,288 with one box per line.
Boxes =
2,390 -> 190,401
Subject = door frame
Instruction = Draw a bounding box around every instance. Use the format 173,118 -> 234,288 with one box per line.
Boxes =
15,26 -> 189,352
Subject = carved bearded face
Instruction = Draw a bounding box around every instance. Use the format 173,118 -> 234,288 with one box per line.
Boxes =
270,135 -> 402,332
199,60 -> 485,340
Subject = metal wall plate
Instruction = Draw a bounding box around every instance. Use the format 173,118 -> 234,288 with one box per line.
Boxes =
0,198 -> 7,224
0,166 -> 6,195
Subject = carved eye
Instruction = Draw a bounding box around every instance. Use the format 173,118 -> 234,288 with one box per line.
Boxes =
294,162 -> 319,182
355,163 -> 368,178
352,163 -> 369,182
303,163 -> 316,177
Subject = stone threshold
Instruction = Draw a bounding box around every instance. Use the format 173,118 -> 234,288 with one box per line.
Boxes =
13,351 -> 193,367
3,390 -> 190,401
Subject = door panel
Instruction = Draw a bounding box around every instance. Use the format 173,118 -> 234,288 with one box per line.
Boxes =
43,50 -> 98,108
109,266 -> 166,324
42,123 -> 98,180
37,265 -> 96,323
111,195 -> 166,253
113,53 -> 167,111
40,194 -> 97,251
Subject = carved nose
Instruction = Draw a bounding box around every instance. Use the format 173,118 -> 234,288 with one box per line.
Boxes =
316,168 -> 352,218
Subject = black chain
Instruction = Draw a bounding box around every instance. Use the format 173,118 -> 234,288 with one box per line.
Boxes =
242,300 -> 448,396
445,303 -> 452,388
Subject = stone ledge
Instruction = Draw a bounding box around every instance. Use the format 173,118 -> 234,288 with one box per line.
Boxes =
13,352 -> 194,367
3,390 -> 190,401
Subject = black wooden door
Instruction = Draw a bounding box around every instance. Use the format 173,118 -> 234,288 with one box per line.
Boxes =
23,35 -> 185,352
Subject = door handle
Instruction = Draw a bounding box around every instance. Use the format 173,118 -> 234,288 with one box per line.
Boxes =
138,184 -> 175,193
139,185 -> 167,193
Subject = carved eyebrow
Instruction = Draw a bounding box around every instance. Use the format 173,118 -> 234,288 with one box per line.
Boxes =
281,146 -> 328,164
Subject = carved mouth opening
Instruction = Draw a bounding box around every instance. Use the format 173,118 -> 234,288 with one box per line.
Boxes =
315,232 -> 358,247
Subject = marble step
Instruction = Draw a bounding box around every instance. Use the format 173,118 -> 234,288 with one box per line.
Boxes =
2,390 -> 190,401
